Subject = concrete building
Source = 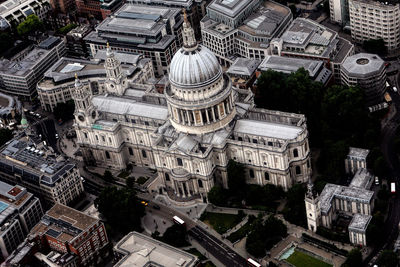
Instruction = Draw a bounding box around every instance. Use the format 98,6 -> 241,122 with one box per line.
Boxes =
345,147 -> 369,175
50,0 -> 74,14
258,55 -> 332,86
0,0 -> 51,30
226,58 -> 261,89
305,167 -> 374,246
329,0 -> 349,26
0,36 -> 65,100
114,232 -> 198,266
28,203 -> 109,266
201,0 -> 292,66
37,50 -> 154,112
349,0 -> 400,51
66,25 -> 92,59
75,0 -> 124,20
341,53 -> 386,105
128,0 -> 210,40
270,18 -> 354,81
0,181 -> 43,260
0,135 -> 84,207
73,14 -> 311,205
84,4 -> 183,76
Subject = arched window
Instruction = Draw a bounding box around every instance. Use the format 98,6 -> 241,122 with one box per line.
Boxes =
264,172 -> 270,181
295,166 -> 301,175
165,173 -> 170,181
141,150 -> 147,158
293,148 -> 299,158
177,158 -> 183,166
105,151 -> 110,159
198,180 -> 203,188
249,169 -> 254,178
128,147 -> 133,155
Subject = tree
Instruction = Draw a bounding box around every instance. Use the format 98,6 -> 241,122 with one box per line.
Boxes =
53,100 -> 75,122
246,215 -> 287,257
94,186 -> 145,235
363,38 -> 387,56
227,159 -> 246,198
0,33 -> 14,53
342,248 -> 362,267
367,212 -> 384,244
126,177 -> 135,188
17,15 -> 43,36
57,23 -> 77,34
207,186 -> 228,206
0,128 -> 13,147
282,184 -> 307,227
161,224 -> 188,247
103,170 -> 114,183
377,250 -> 398,267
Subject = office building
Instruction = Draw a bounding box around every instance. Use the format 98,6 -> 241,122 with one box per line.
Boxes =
258,55 -> 332,86
341,53 -> 386,105
66,25 -> 92,59
0,36 -> 65,100
73,15 -> 311,206
37,50 -> 154,111
0,0 -> 51,30
0,181 -> 43,260
226,58 -> 261,90
129,0 -> 210,40
349,0 -> 400,51
329,0 -> 349,26
345,147 -> 369,175
84,4 -> 183,76
201,0 -> 292,66
270,18 -> 354,81
25,203 -> 108,266
0,135 -> 84,206
114,232 -> 198,267
75,0 -> 124,20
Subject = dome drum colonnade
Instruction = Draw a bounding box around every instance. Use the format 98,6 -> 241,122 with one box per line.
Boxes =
165,10 -> 236,135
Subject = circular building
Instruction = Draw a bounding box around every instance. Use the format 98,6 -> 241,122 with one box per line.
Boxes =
165,14 -> 236,135
341,53 -> 386,105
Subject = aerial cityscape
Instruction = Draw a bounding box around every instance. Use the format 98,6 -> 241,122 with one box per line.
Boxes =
0,0 -> 397,266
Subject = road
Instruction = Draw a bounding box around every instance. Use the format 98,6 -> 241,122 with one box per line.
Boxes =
365,78 -> 400,265
141,196 -> 248,267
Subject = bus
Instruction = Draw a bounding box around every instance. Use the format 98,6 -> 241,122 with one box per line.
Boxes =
173,216 -> 185,225
247,258 -> 261,267
391,182 -> 396,194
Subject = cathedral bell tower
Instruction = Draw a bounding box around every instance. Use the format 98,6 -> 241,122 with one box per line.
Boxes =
104,43 -> 128,96
72,74 -> 98,126
304,179 -> 320,232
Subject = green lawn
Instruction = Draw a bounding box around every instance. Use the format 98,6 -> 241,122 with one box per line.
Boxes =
137,176 -> 148,185
286,250 -> 332,267
117,170 -> 130,178
200,212 -> 243,234
226,216 -> 256,242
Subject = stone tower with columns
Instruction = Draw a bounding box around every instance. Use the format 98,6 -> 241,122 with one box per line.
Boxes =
104,43 -> 128,96
305,179 -> 321,232
72,74 -> 98,127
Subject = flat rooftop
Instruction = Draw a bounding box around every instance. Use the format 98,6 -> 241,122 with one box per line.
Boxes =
96,4 -> 179,36
114,231 -> 198,267
0,0 -> 44,15
348,213 -> 372,233
259,55 -> 323,77
234,119 -> 303,140
348,147 -> 370,159
342,53 -> 385,77
0,136 -> 76,186
349,168 -> 373,189
227,58 -> 261,76
320,183 -> 374,214
30,203 -> 98,243
208,0 -> 255,18
92,95 -> 168,121
0,37 -> 61,77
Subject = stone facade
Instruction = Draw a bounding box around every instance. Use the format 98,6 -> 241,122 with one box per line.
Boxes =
73,15 -> 311,204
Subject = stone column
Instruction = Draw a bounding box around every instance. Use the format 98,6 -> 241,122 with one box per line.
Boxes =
174,181 -> 180,197
212,106 -> 216,121
192,111 -> 197,126
180,110 -> 185,125
180,183 -> 186,198
193,180 -> 199,194
186,182 -> 191,197
205,108 -> 210,124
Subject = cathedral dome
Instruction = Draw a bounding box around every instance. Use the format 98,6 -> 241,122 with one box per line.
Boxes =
169,45 -> 222,88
